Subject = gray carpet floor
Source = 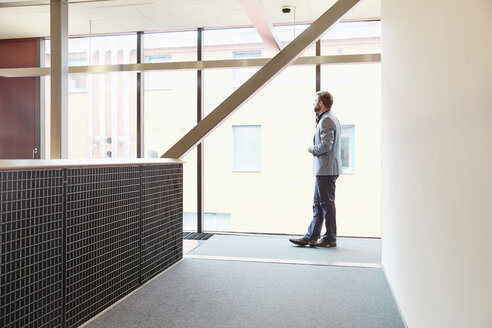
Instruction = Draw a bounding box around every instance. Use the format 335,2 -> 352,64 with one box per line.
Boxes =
188,235 -> 382,265
83,235 -> 404,328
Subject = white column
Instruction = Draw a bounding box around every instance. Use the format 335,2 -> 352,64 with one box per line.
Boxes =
50,0 -> 68,158
382,0 -> 492,327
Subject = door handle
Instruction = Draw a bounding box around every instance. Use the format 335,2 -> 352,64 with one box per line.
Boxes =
33,148 -> 38,159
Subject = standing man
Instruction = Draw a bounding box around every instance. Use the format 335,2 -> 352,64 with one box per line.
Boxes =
290,91 -> 342,248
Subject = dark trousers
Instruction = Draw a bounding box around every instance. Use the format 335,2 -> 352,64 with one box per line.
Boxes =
305,175 -> 338,242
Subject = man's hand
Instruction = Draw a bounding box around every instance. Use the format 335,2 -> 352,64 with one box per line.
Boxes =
307,146 -> 312,153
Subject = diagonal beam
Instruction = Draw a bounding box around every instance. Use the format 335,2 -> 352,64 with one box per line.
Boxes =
163,0 -> 359,159
163,0 -> 360,159
239,0 -> 281,51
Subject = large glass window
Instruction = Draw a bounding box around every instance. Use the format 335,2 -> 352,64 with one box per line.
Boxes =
200,23 -> 381,236
204,64 -> 316,234
143,30 -> 198,231
40,21 -> 381,237
45,35 -> 138,159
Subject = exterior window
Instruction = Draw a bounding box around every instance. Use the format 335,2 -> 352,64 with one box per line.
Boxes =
233,125 -> 261,172
68,58 -> 87,93
145,55 -> 172,90
183,212 -> 231,231
341,125 -> 355,174
233,50 -> 261,88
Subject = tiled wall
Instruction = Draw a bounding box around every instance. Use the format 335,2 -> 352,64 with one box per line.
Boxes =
0,164 -> 183,327
141,165 -> 183,283
0,170 -> 64,327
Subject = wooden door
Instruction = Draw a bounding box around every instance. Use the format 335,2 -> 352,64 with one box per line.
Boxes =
0,38 -> 40,159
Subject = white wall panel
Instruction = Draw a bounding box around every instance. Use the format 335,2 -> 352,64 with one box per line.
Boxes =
381,0 -> 492,327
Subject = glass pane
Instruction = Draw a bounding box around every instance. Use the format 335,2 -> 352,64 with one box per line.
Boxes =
45,34 -> 137,66
44,35 -> 138,159
143,69 -> 198,227
144,30 -> 197,61
82,72 -> 137,159
144,31 -> 197,91
274,24 -> 316,56
204,65 -> 315,234
204,25 -> 316,61
204,27 -> 262,60
45,72 -> 137,159
143,31 -> 198,231
321,63 -> 381,237
144,55 -> 172,91
320,20 -> 381,55
143,69 -> 196,156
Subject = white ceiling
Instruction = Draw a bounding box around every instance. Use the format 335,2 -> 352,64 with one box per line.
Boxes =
0,0 -> 380,39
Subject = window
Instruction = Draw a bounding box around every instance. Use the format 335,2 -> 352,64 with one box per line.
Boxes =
233,125 -> 261,172
233,50 -> 261,88
68,58 -> 87,93
183,212 -> 231,231
320,20 -> 381,55
145,55 -> 172,90
341,125 -> 355,173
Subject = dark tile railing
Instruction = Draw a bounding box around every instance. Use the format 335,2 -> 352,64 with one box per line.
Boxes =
0,163 -> 183,327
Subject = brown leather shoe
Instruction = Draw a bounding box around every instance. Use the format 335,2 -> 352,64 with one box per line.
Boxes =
289,237 -> 317,247
316,239 -> 337,248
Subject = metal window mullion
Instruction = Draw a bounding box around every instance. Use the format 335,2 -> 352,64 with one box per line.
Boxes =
316,40 -> 321,92
197,27 -> 204,233
37,37 -> 45,159
137,31 -> 144,158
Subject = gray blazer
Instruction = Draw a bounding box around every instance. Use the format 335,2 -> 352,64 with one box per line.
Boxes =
310,110 -> 342,176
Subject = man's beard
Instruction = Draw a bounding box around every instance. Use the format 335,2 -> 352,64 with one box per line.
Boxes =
314,105 -> 321,115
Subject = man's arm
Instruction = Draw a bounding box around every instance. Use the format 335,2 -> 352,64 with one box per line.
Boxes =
309,118 -> 335,156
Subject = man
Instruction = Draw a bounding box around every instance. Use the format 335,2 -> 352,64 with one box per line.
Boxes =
289,91 -> 342,248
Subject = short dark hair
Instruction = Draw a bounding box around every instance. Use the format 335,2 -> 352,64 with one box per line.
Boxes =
316,91 -> 333,109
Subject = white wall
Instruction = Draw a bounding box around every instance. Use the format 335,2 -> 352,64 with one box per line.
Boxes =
381,0 -> 492,327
